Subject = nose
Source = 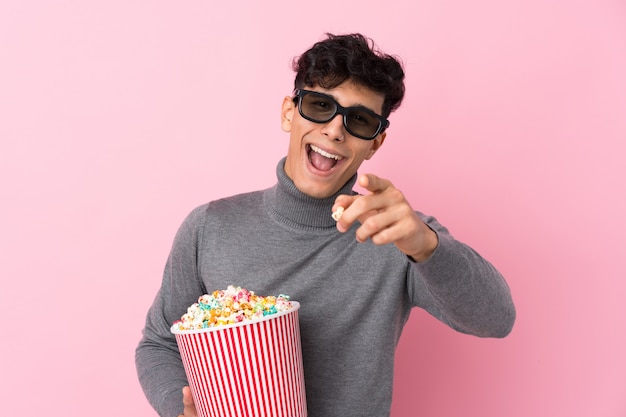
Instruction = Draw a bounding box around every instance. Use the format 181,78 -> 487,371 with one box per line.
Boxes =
321,113 -> 346,142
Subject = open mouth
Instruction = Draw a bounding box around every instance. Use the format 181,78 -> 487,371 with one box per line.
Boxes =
307,144 -> 342,171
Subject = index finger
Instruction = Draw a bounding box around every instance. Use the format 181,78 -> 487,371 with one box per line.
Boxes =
358,173 -> 392,194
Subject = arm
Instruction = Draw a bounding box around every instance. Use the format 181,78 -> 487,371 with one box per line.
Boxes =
407,213 -> 515,337
135,206 -> 208,417
334,174 -> 515,338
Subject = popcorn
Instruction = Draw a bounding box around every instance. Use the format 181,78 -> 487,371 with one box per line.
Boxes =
173,285 -> 294,330
331,206 -> 344,221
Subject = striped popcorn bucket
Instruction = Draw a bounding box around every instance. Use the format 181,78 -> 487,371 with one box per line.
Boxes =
171,302 -> 307,417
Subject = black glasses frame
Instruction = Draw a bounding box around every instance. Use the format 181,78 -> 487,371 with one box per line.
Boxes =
292,89 -> 390,140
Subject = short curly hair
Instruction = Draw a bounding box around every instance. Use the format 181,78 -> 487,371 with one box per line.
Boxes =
292,33 -> 405,118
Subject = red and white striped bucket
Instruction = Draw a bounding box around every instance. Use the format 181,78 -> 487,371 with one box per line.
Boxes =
171,302 -> 307,417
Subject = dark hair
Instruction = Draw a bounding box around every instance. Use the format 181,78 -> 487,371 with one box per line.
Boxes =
292,33 -> 405,118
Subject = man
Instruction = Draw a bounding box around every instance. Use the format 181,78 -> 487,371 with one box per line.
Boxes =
136,33 -> 515,417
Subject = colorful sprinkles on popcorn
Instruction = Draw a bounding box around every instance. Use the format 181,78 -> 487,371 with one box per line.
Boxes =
173,285 -> 294,330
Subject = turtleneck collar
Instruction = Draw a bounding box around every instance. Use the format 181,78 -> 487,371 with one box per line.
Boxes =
264,157 -> 357,230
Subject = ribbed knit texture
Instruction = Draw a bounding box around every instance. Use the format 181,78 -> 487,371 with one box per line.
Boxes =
265,160 -> 357,229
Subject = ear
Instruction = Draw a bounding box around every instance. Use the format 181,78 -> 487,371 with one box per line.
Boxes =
365,132 -> 386,160
281,96 -> 295,132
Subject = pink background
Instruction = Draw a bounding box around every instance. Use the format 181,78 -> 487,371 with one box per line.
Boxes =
1,1 -> 625,416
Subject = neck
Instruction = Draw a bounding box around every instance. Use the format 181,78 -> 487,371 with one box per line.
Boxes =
264,158 -> 357,229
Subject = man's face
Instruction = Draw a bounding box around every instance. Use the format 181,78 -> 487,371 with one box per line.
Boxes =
281,81 -> 386,199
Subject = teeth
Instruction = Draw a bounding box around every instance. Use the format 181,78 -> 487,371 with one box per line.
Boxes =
310,145 -> 341,160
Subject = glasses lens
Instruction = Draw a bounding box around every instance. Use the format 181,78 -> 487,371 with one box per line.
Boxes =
300,93 -> 337,122
345,109 -> 380,139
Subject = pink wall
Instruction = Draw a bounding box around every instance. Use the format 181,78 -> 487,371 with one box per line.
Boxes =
1,1 -> 625,416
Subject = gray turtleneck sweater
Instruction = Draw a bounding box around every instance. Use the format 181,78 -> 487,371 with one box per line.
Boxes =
136,158 -> 515,417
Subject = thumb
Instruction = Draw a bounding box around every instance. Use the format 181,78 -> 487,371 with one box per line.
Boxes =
181,386 -> 198,416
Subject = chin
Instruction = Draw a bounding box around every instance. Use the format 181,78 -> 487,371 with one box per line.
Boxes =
295,179 -> 337,199
300,185 -> 333,199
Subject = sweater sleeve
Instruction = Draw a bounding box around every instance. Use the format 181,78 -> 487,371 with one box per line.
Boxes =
407,213 -> 516,338
135,205 -> 208,417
